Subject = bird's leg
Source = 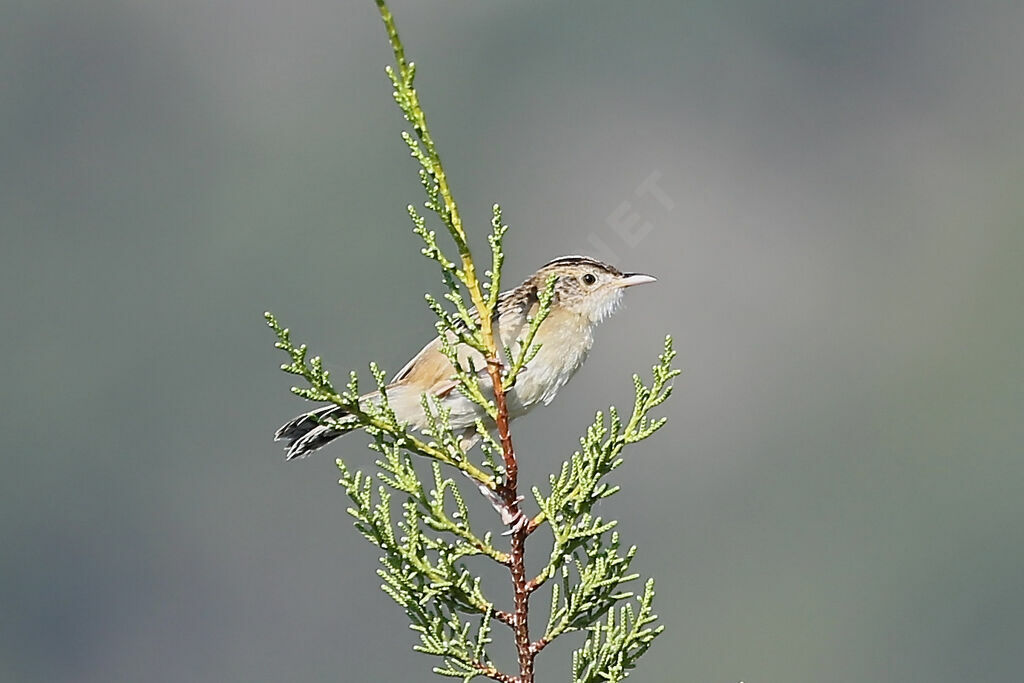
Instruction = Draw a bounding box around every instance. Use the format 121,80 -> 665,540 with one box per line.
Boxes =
462,471 -> 519,522
458,428 -> 528,533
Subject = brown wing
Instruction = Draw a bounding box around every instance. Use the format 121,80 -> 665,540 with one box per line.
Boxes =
391,282 -> 537,395
390,334 -> 464,399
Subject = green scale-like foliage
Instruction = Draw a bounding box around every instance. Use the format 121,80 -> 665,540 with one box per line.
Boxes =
265,2 -> 678,681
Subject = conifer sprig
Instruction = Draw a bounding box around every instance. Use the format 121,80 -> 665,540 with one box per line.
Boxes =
570,579 -> 663,683
265,3 -> 678,681
265,311 -> 495,488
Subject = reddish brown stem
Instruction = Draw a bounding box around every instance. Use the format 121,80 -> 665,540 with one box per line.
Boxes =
486,359 -> 518,500
493,607 -> 515,628
484,358 -> 535,683
509,529 -> 533,682
476,662 -> 517,683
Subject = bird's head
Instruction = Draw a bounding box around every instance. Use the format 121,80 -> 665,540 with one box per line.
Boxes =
532,255 -> 656,324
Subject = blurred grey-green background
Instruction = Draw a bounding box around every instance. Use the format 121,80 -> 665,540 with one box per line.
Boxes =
3,1 -> 1022,681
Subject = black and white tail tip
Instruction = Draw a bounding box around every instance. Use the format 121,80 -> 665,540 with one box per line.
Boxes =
275,405 -> 349,460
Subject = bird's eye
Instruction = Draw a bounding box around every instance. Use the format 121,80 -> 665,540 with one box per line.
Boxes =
582,273 -> 597,285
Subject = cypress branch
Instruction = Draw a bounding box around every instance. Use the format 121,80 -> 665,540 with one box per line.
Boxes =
266,3 -> 677,681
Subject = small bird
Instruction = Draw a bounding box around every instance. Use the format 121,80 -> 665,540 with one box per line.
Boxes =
276,255 -> 655,460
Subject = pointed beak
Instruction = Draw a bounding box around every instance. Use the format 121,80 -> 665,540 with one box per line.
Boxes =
618,272 -> 657,288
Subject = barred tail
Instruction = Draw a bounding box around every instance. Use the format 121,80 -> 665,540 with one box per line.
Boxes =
275,404 -> 355,460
